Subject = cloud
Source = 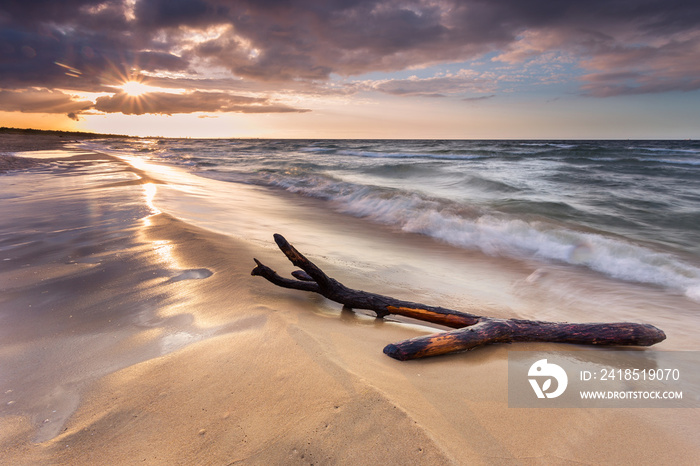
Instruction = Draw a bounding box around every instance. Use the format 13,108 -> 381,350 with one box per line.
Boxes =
1,0 -> 699,120
0,88 -> 93,118
135,0 -> 228,29
0,87 -> 309,118
368,70 -> 496,97
136,51 -> 190,73
93,90 -> 309,114
492,30 -> 574,64
463,94 -> 496,102
183,1 -> 514,81
490,11 -> 700,96
578,33 -> 700,96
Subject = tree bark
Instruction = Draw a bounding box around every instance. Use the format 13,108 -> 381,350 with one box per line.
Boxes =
383,319 -> 666,360
252,234 -> 666,360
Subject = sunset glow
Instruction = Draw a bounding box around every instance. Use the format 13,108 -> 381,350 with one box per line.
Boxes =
120,81 -> 153,97
0,1 -> 698,138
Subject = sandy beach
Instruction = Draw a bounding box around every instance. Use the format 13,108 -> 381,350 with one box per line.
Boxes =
1,134 -> 699,464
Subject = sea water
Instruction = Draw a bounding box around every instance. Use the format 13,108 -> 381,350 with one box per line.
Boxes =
85,139 -> 700,297
82,138 -> 700,347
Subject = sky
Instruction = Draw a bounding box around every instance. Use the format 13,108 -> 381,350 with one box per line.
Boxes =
1,0 -> 699,139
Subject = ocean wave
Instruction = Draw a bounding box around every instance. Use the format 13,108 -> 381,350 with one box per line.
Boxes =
260,171 -> 700,300
301,147 -> 335,153
82,138 -> 700,301
337,149 -> 488,160
547,154 -> 700,168
635,146 -> 700,154
521,142 -> 579,149
636,157 -> 700,166
356,199 -> 700,301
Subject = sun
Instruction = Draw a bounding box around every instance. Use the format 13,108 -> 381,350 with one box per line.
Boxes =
120,80 -> 152,96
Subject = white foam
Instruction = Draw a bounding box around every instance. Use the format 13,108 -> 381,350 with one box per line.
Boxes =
83,139 -> 700,302
263,173 -> 700,301
337,149 -> 486,160
637,157 -> 700,166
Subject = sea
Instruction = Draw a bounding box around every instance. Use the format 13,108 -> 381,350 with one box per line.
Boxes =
82,138 -> 700,343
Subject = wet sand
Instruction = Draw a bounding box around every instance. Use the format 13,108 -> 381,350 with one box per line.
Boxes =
0,141 -> 698,464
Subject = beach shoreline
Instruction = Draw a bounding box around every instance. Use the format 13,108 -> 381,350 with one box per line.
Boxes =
1,137 -> 698,464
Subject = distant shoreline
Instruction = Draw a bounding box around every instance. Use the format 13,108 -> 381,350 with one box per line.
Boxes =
0,127 -> 694,142
0,126 -> 130,140
0,127 -> 126,172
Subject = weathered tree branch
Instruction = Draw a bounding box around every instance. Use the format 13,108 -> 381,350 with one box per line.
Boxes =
383,319 -> 666,360
252,234 -> 666,360
252,234 -> 479,328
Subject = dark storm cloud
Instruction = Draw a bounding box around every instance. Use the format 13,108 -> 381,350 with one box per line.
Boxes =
134,0 -> 231,29
187,0 -> 700,86
136,51 -> 190,73
186,0 -> 502,81
0,23 -> 134,92
1,0 -> 699,117
0,0 -> 116,25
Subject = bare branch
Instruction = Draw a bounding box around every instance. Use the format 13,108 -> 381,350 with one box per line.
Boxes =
384,319 -> 667,360
252,234 -> 666,360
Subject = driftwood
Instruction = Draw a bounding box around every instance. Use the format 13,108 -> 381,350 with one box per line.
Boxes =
251,234 -> 666,360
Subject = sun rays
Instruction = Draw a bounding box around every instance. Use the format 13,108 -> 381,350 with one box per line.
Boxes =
120,80 -> 153,97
